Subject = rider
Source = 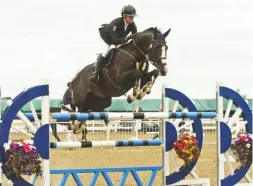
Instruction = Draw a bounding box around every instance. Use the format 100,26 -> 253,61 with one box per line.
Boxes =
89,5 -> 138,83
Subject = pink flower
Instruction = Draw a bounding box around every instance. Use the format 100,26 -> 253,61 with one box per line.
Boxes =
248,134 -> 253,140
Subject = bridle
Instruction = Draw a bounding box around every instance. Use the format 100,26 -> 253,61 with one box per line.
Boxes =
117,32 -> 168,69
147,40 -> 167,68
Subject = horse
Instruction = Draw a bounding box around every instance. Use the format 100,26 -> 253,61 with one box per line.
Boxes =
59,27 -> 171,141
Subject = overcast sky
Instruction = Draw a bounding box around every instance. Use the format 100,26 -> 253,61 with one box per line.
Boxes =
0,0 -> 252,99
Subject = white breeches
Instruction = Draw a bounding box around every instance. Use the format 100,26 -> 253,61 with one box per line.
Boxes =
99,38 -> 110,57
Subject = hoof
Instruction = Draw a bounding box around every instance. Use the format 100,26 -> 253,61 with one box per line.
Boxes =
136,95 -> 142,100
137,91 -> 147,100
127,95 -> 135,103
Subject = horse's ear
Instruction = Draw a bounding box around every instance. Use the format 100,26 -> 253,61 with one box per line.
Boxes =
163,28 -> 171,38
154,27 -> 157,34
153,27 -> 158,38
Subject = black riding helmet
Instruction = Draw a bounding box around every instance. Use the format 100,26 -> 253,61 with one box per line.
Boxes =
121,5 -> 137,17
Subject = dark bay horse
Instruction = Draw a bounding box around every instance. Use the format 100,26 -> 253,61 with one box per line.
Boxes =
58,27 -> 171,141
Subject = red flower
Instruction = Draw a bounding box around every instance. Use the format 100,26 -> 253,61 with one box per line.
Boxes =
172,134 -> 200,165
240,135 -> 246,141
22,142 -> 32,153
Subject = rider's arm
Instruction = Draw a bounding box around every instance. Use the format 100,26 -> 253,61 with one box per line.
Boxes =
109,24 -> 127,45
131,22 -> 137,34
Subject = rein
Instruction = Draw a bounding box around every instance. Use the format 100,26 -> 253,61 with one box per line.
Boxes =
116,32 -> 167,69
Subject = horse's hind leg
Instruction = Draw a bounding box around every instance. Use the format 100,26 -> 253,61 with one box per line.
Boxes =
71,120 -> 87,141
76,121 -> 87,141
51,123 -> 61,142
82,127 -> 88,141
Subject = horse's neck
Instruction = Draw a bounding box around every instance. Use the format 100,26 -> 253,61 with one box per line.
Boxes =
117,42 -> 146,63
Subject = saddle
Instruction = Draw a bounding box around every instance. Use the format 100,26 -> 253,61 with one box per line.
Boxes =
98,48 -> 117,68
107,48 -> 117,67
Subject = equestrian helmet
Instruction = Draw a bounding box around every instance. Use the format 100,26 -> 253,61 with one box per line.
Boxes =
121,5 -> 137,17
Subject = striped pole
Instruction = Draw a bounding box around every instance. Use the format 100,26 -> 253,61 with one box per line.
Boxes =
20,112 -> 217,121
50,140 -> 163,149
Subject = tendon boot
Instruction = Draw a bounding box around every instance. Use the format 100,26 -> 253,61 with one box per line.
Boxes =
89,54 -> 107,83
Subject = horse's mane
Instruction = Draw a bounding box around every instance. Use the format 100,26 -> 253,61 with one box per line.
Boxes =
142,27 -> 162,34
140,27 -> 163,41
143,27 -> 155,33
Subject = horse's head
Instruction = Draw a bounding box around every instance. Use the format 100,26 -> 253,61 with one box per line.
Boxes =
148,27 -> 170,76
132,27 -> 171,76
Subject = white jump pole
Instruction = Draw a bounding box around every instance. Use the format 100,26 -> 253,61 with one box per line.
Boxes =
216,82 -> 223,186
162,83 -> 169,185
41,79 -> 51,186
0,86 -> 2,186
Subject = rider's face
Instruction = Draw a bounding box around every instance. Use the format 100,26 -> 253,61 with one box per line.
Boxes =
125,16 -> 134,24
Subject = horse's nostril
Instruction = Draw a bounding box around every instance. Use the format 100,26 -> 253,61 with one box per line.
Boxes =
161,65 -> 168,75
158,66 -> 167,76
159,68 -> 167,76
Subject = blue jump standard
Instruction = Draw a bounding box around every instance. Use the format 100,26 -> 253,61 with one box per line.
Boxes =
18,112 -> 217,121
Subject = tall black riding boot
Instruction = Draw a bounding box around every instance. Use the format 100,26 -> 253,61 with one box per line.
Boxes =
89,54 -> 107,83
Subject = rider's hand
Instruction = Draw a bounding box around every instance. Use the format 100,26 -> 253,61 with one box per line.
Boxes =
120,35 -> 133,44
126,35 -> 134,40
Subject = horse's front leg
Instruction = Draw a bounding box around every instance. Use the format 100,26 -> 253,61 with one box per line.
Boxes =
137,69 -> 159,100
127,62 -> 144,103
127,78 -> 141,103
